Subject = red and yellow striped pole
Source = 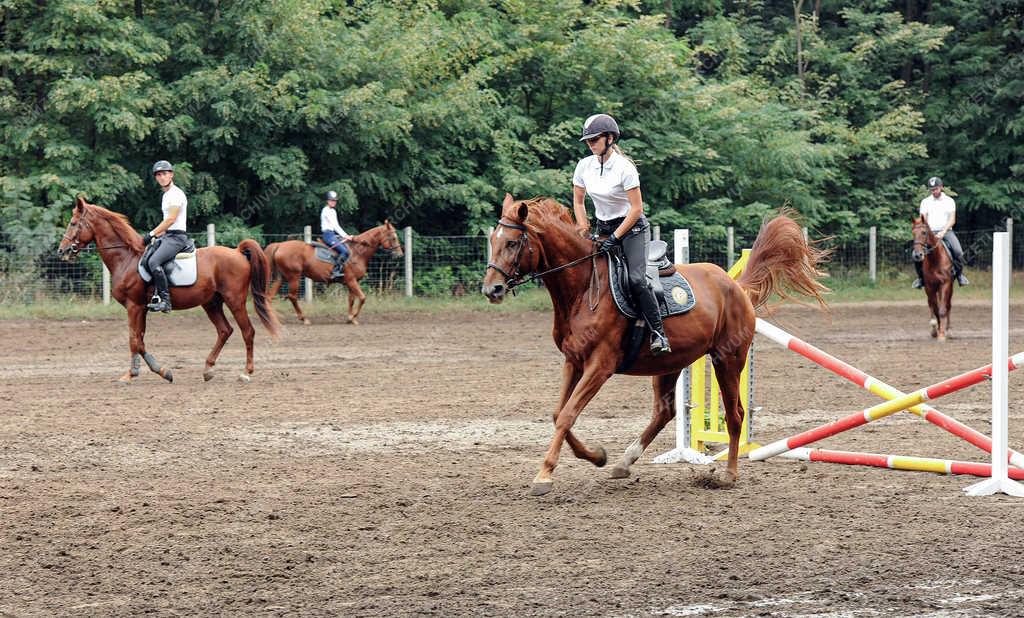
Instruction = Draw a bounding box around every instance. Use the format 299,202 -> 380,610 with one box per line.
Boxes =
754,319 -> 1024,469
781,448 -> 1024,481
749,351 -> 1024,461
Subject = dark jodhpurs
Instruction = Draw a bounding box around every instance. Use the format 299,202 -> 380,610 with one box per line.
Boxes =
147,232 -> 190,296
597,216 -> 665,336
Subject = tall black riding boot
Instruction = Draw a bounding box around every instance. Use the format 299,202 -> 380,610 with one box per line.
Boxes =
147,267 -> 173,313
635,284 -> 671,355
912,261 -> 924,289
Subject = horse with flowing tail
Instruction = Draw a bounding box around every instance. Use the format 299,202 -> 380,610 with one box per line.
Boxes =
265,220 -> 403,325
58,197 -> 281,383
481,194 -> 829,496
911,216 -> 954,341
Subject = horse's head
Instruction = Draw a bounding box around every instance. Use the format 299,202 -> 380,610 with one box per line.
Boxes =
57,197 -> 96,261
381,219 -> 403,258
911,216 -> 935,262
482,194 -> 542,303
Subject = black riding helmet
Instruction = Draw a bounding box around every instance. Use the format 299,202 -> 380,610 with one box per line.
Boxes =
152,160 -> 173,175
579,114 -> 620,142
325,190 -> 338,201
927,176 -> 943,188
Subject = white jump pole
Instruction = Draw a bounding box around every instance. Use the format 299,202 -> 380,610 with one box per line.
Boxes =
965,232 -> 1024,496
652,230 -> 714,465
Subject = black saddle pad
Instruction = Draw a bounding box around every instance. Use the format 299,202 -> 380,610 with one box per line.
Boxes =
310,242 -> 337,264
608,253 -> 696,320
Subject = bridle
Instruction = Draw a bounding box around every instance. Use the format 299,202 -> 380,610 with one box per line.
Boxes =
348,225 -> 403,256
486,218 -> 603,292
61,208 -> 130,255
911,223 -> 937,259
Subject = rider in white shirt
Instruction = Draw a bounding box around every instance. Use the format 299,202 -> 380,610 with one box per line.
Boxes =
320,190 -> 351,267
913,176 -> 968,288
572,113 -> 670,355
143,160 -> 190,313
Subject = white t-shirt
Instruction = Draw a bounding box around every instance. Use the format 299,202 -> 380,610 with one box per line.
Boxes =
919,192 -> 956,232
161,185 -> 187,232
320,205 -> 349,236
572,151 -> 641,221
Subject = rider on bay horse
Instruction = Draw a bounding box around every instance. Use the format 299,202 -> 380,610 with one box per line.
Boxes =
572,113 -> 671,356
320,190 -> 352,274
144,160 -> 191,313
913,176 -> 969,288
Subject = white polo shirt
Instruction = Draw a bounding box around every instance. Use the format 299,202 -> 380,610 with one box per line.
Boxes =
320,205 -> 349,236
161,185 -> 187,231
572,152 -> 640,221
919,192 -> 956,232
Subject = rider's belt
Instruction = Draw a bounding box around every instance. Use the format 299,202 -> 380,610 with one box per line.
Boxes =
164,230 -> 187,236
596,217 -> 648,237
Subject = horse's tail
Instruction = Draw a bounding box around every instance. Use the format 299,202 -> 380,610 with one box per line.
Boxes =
737,209 -> 831,312
264,242 -> 280,283
238,239 -> 282,339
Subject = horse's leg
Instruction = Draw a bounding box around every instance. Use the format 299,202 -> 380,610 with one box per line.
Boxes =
119,303 -> 146,384
346,280 -> 366,325
125,301 -> 173,383
937,281 -> 952,341
926,287 -> 940,339
201,298 -> 233,382
554,361 -> 607,467
224,296 -> 257,379
610,370 -> 682,479
531,357 -> 615,496
711,350 -> 748,484
288,273 -> 309,325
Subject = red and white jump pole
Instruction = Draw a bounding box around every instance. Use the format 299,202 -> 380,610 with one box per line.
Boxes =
748,351 -> 1024,461
754,318 -> 1024,469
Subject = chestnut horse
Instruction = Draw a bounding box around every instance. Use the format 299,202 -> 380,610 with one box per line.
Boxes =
57,197 -> 281,383
911,216 -> 954,341
482,195 -> 829,496
265,221 -> 403,325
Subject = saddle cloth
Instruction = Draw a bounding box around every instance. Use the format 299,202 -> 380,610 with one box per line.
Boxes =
311,241 -> 346,278
138,239 -> 198,287
608,240 -> 696,320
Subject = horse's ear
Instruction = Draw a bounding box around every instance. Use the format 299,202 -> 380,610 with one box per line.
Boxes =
517,202 -> 529,223
75,195 -> 87,212
502,193 -> 514,209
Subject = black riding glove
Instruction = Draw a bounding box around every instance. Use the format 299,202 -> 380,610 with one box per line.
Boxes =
599,232 -> 619,253
142,232 -> 153,246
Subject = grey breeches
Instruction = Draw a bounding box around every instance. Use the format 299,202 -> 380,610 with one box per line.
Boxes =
147,233 -> 190,272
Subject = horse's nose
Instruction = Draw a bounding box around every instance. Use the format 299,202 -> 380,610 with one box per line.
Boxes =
482,283 -> 506,303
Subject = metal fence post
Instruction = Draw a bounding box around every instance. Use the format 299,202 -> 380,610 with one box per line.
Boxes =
303,226 -> 313,303
869,226 -> 877,283
207,223 -> 215,247
404,226 -> 413,298
102,264 -> 111,305
727,226 -> 735,269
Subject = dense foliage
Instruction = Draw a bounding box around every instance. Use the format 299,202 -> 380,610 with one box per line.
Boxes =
1,0 -> 1021,255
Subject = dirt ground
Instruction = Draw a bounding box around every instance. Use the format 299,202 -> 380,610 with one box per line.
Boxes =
3,298 -> 1024,617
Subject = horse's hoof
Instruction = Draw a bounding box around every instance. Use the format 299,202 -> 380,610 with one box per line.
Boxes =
117,377 -> 133,385
937,335 -> 947,343
303,319 -> 312,326
203,371 -> 214,382
161,369 -> 173,383
609,465 -> 631,479
593,445 -> 608,468
529,481 -> 554,497
238,373 -> 251,383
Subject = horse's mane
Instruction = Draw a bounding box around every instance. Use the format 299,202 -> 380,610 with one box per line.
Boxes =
85,203 -> 144,252
517,197 -> 576,233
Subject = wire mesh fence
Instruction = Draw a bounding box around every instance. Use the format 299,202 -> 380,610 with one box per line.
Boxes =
1,222 -> 1019,304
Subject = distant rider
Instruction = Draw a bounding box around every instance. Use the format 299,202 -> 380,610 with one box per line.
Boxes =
320,190 -> 351,272
913,176 -> 969,288
143,160 -> 190,313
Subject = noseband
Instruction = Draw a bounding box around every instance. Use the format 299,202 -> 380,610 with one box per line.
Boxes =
912,226 -> 938,258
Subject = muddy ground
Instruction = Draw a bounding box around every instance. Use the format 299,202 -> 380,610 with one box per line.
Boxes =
2,298 -> 1024,617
